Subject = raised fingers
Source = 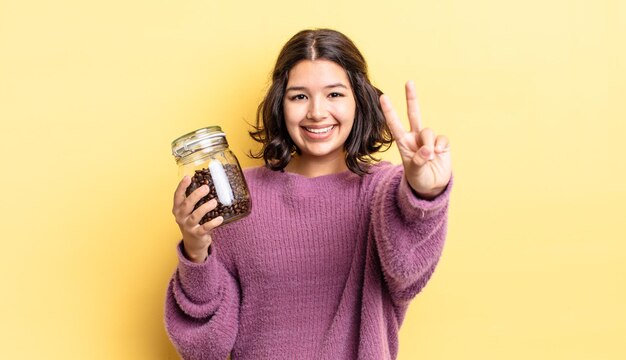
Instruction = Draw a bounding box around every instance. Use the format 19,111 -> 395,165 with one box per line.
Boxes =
380,94 -> 406,141
405,80 -> 423,132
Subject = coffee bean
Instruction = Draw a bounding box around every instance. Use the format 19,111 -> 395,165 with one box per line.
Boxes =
185,163 -> 251,225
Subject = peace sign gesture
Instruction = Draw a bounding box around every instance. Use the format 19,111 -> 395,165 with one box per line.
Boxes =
380,81 -> 452,199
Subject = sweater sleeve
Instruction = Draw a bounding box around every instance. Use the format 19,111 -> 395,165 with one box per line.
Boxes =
370,165 -> 452,306
165,242 -> 239,360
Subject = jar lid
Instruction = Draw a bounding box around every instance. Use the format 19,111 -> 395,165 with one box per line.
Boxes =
171,126 -> 227,161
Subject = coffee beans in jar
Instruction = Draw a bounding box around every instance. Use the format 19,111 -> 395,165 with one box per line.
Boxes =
172,126 -> 252,226
185,163 -> 251,224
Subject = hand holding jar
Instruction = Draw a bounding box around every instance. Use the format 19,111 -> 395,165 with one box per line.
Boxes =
171,126 -> 252,263
172,176 -> 224,263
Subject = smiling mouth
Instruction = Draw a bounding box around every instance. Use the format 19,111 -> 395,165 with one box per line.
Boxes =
303,125 -> 335,134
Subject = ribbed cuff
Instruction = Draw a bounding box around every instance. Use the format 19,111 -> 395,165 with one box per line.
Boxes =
176,241 -> 223,304
397,174 -> 453,220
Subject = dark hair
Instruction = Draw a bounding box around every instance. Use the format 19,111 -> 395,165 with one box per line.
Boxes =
249,28 -> 392,175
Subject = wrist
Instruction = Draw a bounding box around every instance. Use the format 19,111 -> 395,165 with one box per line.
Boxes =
183,244 -> 210,263
408,182 -> 446,200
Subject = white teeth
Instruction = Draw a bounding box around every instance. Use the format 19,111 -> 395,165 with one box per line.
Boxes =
305,125 -> 334,134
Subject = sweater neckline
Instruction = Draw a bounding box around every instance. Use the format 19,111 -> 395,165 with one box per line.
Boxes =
284,168 -> 354,181
260,166 -> 360,197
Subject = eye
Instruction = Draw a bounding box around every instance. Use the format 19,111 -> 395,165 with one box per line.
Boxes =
289,94 -> 307,101
328,92 -> 344,98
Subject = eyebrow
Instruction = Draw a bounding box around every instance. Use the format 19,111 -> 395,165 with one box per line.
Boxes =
285,83 -> 349,92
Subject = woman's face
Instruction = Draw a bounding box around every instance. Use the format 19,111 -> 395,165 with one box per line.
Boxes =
283,59 -> 356,163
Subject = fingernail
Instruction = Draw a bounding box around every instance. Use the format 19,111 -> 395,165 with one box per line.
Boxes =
420,147 -> 430,158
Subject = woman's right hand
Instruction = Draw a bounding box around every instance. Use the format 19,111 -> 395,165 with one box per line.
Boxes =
172,176 -> 224,263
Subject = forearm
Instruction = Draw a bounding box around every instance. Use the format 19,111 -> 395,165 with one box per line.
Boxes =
372,168 -> 452,303
165,275 -> 239,360
165,242 -> 240,359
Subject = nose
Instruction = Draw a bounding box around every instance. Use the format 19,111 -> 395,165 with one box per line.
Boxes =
307,96 -> 328,121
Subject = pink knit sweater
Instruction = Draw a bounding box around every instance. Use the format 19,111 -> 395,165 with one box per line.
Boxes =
165,162 -> 452,359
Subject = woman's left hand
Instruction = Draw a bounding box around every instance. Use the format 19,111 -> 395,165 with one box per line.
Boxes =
380,81 -> 452,199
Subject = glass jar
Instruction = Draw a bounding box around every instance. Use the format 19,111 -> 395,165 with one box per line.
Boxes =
171,126 -> 251,226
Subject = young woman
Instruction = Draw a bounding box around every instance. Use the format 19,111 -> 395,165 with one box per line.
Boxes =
166,28 -> 452,360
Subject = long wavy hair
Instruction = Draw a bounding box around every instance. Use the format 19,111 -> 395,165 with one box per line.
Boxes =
249,28 -> 393,175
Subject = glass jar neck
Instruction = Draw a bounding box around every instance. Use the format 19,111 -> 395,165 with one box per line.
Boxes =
176,143 -> 230,166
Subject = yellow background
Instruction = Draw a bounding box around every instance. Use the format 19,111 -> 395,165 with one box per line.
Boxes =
1,0 -> 625,359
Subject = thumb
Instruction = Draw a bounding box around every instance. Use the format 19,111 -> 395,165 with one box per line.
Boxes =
420,145 -> 435,160
410,145 -> 433,167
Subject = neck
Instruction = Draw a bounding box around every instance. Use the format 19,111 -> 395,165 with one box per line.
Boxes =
286,152 -> 348,178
